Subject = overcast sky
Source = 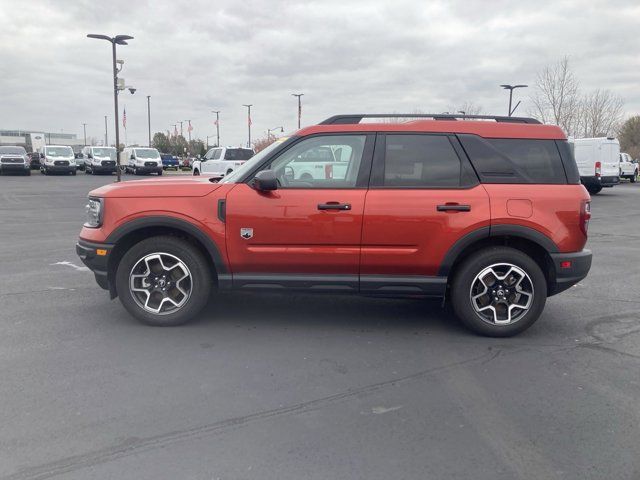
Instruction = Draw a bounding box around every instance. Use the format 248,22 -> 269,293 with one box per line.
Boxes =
1,0 -> 639,147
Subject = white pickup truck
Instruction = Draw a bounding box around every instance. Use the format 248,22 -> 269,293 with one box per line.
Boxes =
619,152 -> 638,183
288,146 -> 349,181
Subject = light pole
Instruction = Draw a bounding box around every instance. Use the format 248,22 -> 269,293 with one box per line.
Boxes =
292,93 -> 304,129
147,95 -> 151,147
104,115 -> 108,146
87,33 -> 134,182
500,84 -> 528,116
211,110 -> 220,147
178,121 -> 183,137
267,126 -> 284,139
243,104 -> 252,147
82,123 -> 87,146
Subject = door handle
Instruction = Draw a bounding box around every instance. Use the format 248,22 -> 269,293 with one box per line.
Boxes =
437,204 -> 471,212
318,202 -> 351,211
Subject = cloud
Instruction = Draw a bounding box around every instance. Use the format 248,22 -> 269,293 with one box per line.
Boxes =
1,0 -> 638,146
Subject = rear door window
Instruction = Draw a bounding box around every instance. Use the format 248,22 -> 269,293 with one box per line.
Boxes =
224,148 -> 253,160
459,135 -> 567,184
380,134 -> 464,188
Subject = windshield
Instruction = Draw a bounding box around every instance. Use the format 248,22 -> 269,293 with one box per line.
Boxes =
92,147 -> 116,159
45,146 -> 73,157
0,146 -> 26,155
220,139 -> 289,183
134,149 -> 160,159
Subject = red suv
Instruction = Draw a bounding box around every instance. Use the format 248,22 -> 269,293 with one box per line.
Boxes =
77,114 -> 592,336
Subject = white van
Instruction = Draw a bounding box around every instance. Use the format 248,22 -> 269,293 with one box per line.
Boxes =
40,145 -> 76,175
81,146 -> 117,175
619,153 -> 638,183
571,137 -> 620,195
121,147 -> 163,175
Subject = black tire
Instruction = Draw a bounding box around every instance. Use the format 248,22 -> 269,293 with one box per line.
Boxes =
450,247 -> 547,337
71,170 -> 77,176
158,170 -> 163,176
115,236 -> 213,326
631,172 -> 637,183
587,185 -> 602,195
193,169 -> 200,176
42,167 -> 47,175
25,169 -> 31,176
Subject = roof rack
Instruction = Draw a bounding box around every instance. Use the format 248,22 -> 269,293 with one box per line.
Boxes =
319,114 -> 541,125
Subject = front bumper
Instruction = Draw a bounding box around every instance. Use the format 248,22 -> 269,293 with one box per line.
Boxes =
76,239 -> 114,291
44,164 -> 75,172
0,163 -> 29,172
548,249 -> 592,295
133,166 -> 162,174
91,164 -> 117,173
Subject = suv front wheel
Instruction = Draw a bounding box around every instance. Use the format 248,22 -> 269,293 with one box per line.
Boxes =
115,236 -> 212,326
450,247 -> 547,337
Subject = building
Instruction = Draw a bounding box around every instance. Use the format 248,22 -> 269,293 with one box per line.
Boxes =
0,129 -> 84,152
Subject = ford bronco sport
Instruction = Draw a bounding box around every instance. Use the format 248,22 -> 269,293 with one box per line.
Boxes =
77,114 -> 592,337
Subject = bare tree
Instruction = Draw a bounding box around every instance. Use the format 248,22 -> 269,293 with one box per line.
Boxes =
576,89 -> 624,138
530,56 -> 581,135
618,116 -> 640,159
449,101 -> 483,116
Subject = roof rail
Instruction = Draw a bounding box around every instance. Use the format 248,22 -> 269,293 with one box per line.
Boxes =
319,114 -> 541,125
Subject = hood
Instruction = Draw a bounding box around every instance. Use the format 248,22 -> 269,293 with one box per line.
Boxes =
89,177 -> 223,198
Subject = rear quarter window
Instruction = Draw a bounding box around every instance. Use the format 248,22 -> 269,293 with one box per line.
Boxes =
458,135 -> 568,184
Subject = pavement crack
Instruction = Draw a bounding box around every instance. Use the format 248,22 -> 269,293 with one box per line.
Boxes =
2,351 -> 492,480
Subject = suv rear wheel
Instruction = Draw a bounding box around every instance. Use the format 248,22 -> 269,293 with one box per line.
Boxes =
451,247 -> 547,337
115,236 -> 212,326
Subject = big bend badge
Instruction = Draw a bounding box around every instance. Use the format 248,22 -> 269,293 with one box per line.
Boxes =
240,228 -> 253,240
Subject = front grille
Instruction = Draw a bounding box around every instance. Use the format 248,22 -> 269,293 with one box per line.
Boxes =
54,160 -> 69,166
1,157 -> 24,164
101,161 -> 115,167
144,162 -> 157,167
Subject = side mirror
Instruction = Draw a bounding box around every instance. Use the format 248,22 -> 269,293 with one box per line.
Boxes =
87,153 -> 93,159
130,154 -> 135,160
252,170 -> 278,191
40,153 -> 44,159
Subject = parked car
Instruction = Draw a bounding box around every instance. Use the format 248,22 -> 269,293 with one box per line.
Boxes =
75,152 -> 86,171
160,154 -> 180,170
27,151 -> 41,170
82,146 -> 118,175
77,113 -> 592,337
571,137 -> 620,194
40,145 -> 76,175
619,152 -> 638,182
121,147 -> 163,175
192,147 -> 254,176
0,146 -> 30,176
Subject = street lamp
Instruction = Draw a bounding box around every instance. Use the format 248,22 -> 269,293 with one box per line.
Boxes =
500,84 -> 528,116
243,104 -> 253,147
267,126 -> 284,139
87,33 -> 134,182
292,93 -> 304,129
211,110 -> 220,147
82,123 -> 87,146
146,96 -> 151,147
104,115 -> 108,146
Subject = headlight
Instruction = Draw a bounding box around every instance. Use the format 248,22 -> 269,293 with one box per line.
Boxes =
84,197 -> 104,228
69,159 -> 76,165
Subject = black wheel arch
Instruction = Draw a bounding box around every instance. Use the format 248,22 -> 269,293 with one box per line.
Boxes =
440,224 -> 559,295
105,216 -> 226,298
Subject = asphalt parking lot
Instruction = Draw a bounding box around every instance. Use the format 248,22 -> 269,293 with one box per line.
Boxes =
1,172 -> 639,480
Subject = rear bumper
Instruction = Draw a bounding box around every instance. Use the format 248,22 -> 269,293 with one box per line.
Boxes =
76,239 -> 114,291
549,249 -> 592,295
582,175 -> 620,187
131,166 -> 162,174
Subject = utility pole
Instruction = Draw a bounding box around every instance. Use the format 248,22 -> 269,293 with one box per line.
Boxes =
147,95 -> 151,147
104,115 -> 108,146
82,123 -> 87,146
243,104 -> 252,147
178,121 -> 183,137
292,93 -> 304,129
212,110 -> 220,147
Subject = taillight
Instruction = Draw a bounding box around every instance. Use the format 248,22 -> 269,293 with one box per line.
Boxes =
580,200 -> 591,236
595,161 -> 601,177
